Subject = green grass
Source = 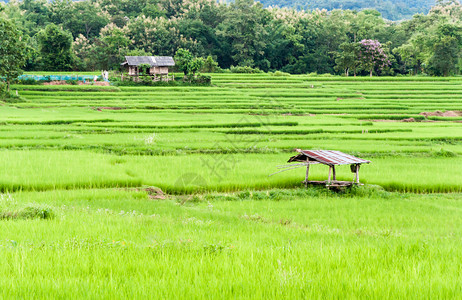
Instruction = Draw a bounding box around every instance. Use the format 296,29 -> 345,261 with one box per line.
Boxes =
0,74 -> 461,298
1,188 -> 461,298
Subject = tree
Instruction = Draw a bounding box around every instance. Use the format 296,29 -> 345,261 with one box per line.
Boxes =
0,18 -> 30,91
348,10 -> 386,42
176,18 -> 213,57
428,22 -> 461,76
125,16 -> 202,57
358,39 -> 391,76
49,0 -> 108,39
264,19 -> 304,71
188,57 -> 205,77
70,1 -> 109,39
428,36 -> 460,76
91,24 -> 132,70
393,36 -> 427,75
202,56 -> 219,72
174,48 -> 205,79
334,42 -> 360,76
19,0 -> 51,36
37,24 -> 74,71
174,48 -> 194,76
216,0 -> 269,68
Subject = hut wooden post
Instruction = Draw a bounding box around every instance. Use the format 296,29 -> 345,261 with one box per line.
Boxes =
355,164 -> 360,184
332,166 -> 336,181
327,166 -> 332,184
305,161 -> 310,187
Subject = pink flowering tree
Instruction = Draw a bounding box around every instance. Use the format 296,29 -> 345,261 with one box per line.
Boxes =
358,39 -> 391,77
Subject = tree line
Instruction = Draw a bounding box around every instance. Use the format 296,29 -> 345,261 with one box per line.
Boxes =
0,0 -> 461,76
257,0 -> 435,21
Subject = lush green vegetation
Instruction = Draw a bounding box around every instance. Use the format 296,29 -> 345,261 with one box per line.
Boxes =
1,74 -> 462,297
0,0 -> 436,21
2,188 -> 462,298
0,0 -> 461,75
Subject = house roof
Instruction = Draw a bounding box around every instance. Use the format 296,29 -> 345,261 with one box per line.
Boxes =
288,150 -> 371,166
121,56 -> 175,67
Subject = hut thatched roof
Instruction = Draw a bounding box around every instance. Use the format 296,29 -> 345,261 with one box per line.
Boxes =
121,56 -> 175,67
288,149 -> 371,166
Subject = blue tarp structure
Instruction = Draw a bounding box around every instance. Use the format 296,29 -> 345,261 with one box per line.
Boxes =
18,75 -> 101,81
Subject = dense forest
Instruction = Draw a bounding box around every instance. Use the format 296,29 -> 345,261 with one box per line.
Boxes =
257,0 -> 436,21
0,0 -> 461,76
0,0 -> 437,20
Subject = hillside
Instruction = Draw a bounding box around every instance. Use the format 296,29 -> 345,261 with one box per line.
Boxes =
1,0 -> 436,20
258,0 -> 436,20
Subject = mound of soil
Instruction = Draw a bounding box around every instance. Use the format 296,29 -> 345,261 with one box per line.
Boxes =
420,111 -> 461,117
94,107 -> 124,111
43,81 -> 110,86
43,81 -> 70,85
402,118 -> 416,122
80,81 -> 110,86
145,187 -> 166,200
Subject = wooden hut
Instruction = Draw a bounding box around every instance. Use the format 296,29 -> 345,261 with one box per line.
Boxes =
120,56 -> 175,81
286,149 -> 371,188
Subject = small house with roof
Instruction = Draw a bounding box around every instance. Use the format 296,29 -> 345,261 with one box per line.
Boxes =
274,149 -> 371,190
121,56 -> 175,80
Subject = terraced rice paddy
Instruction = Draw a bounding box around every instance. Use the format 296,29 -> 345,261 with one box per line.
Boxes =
1,74 -> 461,298
5,74 -> 462,193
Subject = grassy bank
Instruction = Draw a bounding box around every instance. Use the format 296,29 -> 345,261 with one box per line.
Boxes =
1,188 -> 461,298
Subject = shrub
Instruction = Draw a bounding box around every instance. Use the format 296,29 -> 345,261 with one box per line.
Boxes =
0,83 -> 24,103
65,79 -> 79,85
113,74 -> 211,86
271,71 -> 290,76
214,68 -> 230,73
229,66 -> 263,74
192,75 -> 211,84
237,191 -> 251,199
17,77 -> 41,85
17,205 -> 55,219
345,185 -> 391,198
0,204 -> 55,220
202,56 -> 219,73
113,78 -> 180,87
140,75 -> 153,85
433,148 -> 457,157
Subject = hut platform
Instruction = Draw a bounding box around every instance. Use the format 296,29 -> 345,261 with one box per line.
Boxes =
303,180 -> 363,190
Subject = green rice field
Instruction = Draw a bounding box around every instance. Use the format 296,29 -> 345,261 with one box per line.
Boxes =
1,74 -> 461,298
